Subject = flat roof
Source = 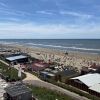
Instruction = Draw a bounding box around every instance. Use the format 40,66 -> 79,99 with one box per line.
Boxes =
6,55 -> 27,61
5,83 -> 31,97
47,73 -> 55,77
89,84 -> 100,93
41,71 -> 55,77
72,73 -> 100,87
51,70 -> 58,74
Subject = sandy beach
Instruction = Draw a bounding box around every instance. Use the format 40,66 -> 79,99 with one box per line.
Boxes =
1,43 -> 100,71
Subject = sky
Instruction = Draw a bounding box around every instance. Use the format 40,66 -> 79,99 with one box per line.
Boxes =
0,0 -> 100,39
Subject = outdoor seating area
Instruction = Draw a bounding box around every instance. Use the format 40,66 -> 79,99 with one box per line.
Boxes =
40,65 -> 79,82
30,61 -> 49,71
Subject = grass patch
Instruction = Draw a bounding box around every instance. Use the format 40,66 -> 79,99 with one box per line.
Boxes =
28,85 -> 75,100
0,61 -> 26,81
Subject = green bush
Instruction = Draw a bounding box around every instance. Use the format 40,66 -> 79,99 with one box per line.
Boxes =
0,61 -> 26,81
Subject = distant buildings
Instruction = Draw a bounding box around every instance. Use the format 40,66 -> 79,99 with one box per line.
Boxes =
40,67 -> 79,82
81,65 -> 100,75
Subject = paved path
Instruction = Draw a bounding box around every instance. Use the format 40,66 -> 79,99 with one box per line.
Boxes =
0,60 -> 9,66
23,72 -> 40,81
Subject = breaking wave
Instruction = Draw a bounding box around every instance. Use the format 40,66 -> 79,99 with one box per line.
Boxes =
27,43 -> 100,52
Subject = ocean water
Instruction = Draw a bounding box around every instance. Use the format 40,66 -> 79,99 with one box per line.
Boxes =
0,39 -> 100,54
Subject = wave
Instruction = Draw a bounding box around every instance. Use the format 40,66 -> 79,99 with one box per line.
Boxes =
0,41 -> 19,45
26,43 -> 100,52
1,41 -> 100,52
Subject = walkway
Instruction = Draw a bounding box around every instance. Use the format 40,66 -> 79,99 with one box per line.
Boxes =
0,60 -> 9,66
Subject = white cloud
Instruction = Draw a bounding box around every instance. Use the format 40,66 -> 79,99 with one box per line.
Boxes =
0,6 -> 34,17
0,22 -> 100,39
60,11 -> 92,19
36,10 -> 53,15
0,17 -> 21,22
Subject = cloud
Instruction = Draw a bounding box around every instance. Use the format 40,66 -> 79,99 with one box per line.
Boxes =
0,7 -> 32,16
60,11 -> 93,19
36,10 -> 53,15
0,2 -> 7,7
0,2 -> 34,17
0,22 -> 100,39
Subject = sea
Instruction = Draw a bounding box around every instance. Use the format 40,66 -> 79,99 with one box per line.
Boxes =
0,39 -> 100,54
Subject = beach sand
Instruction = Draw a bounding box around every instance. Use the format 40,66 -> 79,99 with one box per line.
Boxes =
1,44 -> 100,71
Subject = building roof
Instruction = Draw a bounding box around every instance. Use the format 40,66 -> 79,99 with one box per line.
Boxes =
89,84 -> 100,93
6,55 -> 27,61
60,69 -> 78,76
5,83 -> 31,97
72,73 -> 100,87
41,71 -> 55,77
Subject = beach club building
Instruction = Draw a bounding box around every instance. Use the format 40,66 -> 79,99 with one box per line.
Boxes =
40,68 -> 79,82
5,55 -> 29,65
68,73 -> 100,97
